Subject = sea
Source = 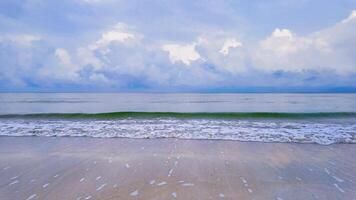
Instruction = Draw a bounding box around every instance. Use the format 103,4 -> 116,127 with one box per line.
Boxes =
0,93 -> 355,145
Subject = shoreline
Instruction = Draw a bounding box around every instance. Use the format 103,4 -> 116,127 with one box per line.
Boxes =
1,135 -> 356,145
0,136 -> 355,199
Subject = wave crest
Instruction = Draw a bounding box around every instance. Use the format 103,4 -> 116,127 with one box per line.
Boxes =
1,112 -> 356,119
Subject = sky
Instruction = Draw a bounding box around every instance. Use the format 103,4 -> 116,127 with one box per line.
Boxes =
0,0 -> 356,92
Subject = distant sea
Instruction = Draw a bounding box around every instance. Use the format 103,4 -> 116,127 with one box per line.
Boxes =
0,93 -> 355,145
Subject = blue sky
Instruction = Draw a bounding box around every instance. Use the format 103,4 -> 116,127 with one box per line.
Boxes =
0,0 -> 355,92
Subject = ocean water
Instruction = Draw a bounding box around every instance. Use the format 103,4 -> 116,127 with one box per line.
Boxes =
0,93 -> 355,145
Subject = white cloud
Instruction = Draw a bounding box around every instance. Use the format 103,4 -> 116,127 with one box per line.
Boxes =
90,23 -> 139,51
219,38 -> 242,56
89,73 -> 110,83
77,47 -> 103,70
82,0 -> 102,2
53,48 -> 81,80
2,8 -> 355,90
253,10 -> 356,74
342,10 -> 356,24
253,28 -> 331,72
162,43 -> 201,65
79,0 -> 112,4
0,34 -> 41,46
55,48 -> 72,66
271,28 -> 293,38
194,34 -> 247,74
39,48 -> 81,81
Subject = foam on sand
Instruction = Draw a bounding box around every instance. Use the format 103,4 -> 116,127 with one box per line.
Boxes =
26,194 -> 37,200
96,183 -> 107,191
130,190 -> 139,196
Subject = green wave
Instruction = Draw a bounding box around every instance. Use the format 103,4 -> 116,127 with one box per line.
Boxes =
1,112 -> 356,119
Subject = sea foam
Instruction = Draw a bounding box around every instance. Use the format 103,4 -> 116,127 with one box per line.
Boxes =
0,118 -> 355,145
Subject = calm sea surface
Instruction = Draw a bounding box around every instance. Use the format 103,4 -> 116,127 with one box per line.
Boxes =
0,93 -> 356,114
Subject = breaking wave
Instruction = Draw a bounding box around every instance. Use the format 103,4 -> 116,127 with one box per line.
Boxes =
0,113 -> 355,145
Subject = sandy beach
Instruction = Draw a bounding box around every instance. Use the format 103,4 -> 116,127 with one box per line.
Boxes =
0,136 -> 355,200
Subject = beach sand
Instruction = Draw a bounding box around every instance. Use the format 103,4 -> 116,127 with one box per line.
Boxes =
0,136 -> 355,200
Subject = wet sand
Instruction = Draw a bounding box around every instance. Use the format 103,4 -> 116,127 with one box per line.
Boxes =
0,136 -> 355,200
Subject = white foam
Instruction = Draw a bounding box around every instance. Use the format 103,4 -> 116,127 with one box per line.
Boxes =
9,180 -> 19,186
42,183 -> 49,188
182,183 -> 194,187
219,193 -> 225,198
168,169 -> 173,177
96,183 -> 107,191
172,192 -> 177,198
85,195 -> 92,200
0,118 -> 355,145
130,190 -> 139,196
324,168 -> 330,175
80,178 -> 85,182
26,194 -> 37,200
332,176 -> 344,183
125,163 -> 130,168
333,183 -> 345,193
157,181 -> 167,186
149,180 -> 156,185
328,161 -> 336,166
96,176 -> 101,181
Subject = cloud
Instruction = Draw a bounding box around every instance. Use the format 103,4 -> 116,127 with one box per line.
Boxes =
253,10 -> 356,74
0,33 -> 47,87
80,0 -> 106,3
253,28 -> 328,71
39,48 -> 81,82
0,34 -> 41,46
342,10 -> 356,24
76,47 -> 103,70
219,38 -> 242,56
0,1 -> 355,91
55,48 -> 72,66
193,34 -> 247,74
162,42 -> 201,65
90,23 -> 139,51
271,28 -> 293,38
89,73 -> 110,83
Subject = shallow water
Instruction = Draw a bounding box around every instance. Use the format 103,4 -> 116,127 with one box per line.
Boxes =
0,93 -> 355,144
